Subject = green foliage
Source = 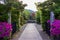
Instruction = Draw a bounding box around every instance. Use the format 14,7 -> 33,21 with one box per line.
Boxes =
0,0 -> 27,34
23,9 -> 30,20
0,4 -> 6,12
11,9 -> 20,31
0,13 -> 8,22
3,37 -> 8,40
36,1 -> 51,30
0,0 -> 27,39
0,4 -> 8,22
36,0 -> 60,30
10,1 -> 27,31
20,15 -> 24,26
36,11 -> 40,24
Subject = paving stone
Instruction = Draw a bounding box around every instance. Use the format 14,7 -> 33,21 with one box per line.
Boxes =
12,23 -> 51,40
18,23 -> 43,40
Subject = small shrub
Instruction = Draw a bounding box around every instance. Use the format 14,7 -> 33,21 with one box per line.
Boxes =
0,22 -> 12,40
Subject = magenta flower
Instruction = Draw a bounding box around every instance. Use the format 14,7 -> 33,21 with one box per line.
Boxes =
0,22 -> 12,38
47,19 -> 60,36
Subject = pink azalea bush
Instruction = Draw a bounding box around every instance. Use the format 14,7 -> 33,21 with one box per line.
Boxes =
47,19 -> 60,36
0,22 -> 12,38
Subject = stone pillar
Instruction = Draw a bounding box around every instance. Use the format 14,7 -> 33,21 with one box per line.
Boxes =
8,12 -> 11,24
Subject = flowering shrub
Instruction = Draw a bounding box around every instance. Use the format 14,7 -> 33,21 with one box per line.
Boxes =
47,20 -> 50,23
0,22 -> 12,38
47,20 -> 60,36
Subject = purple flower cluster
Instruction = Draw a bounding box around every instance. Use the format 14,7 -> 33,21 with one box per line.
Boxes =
47,19 -> 60,36
0,22 -> 12,38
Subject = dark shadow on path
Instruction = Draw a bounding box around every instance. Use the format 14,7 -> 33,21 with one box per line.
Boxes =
11,24 -> 27,40
36,24 -> 51,40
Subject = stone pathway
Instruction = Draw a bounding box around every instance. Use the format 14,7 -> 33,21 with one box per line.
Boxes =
36,24 -> 51,40
11,23 -> 51,40
18,23 -> 43,40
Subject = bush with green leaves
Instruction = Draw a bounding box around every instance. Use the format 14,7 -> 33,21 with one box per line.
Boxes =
36,0 -> 60,31
36,11 -> 41,24
0,4 -> 8,22
11,10 -> 20,31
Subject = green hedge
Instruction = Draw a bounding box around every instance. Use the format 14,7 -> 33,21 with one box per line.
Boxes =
11,10 -> 20,31
0,4 -> 8,22
41,11 -> 50,31
36,12 -> 41,24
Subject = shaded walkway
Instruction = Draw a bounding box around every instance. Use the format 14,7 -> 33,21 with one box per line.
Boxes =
18,23 -> 43,40
11,23 -> 51,40
36,24 -> 51,40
